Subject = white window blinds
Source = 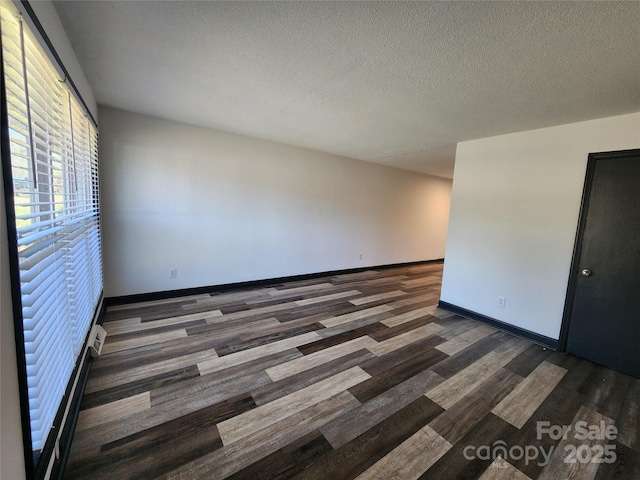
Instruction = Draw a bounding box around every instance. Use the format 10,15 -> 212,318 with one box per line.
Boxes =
0,5 -> 102,455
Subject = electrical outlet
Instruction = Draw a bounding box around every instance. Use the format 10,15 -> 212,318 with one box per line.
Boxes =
359,254 -> 363,261
170,269 -> 177,279
497,296 -> 506,308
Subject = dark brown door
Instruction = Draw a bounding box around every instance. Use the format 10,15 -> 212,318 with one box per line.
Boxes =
566,149 -> 640,378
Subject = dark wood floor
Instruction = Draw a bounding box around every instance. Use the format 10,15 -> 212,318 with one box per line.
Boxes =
65,262 -> 640,480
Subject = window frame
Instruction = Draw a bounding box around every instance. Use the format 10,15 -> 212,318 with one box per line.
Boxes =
0,2 -> 102,478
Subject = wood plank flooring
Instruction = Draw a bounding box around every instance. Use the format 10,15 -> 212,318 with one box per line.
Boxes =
64,262 -> 640,480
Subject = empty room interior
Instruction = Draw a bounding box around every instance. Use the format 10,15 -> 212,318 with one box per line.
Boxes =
1,1 -> 639,479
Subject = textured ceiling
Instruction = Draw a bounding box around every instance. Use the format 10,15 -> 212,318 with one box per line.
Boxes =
53,1 -> 640,178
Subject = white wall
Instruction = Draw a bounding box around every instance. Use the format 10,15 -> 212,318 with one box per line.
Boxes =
1,163 -> 26,480
99,106 -> 452,297
441,112 -> 640,340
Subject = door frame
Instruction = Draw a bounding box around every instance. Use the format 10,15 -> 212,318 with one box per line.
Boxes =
558,148 -> 640,352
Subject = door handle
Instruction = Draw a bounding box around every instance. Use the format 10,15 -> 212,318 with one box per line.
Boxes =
581,268 -> 593,277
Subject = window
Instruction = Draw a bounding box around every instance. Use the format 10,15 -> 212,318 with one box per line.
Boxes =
0,2 -> 102,471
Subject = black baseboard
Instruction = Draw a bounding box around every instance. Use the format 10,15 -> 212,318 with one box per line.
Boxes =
437,301 -> 559,350
106,259 -> 444,306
